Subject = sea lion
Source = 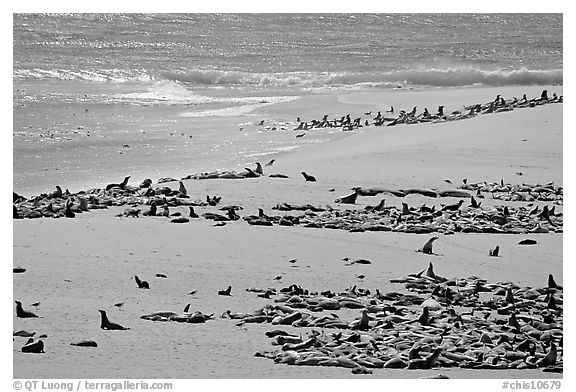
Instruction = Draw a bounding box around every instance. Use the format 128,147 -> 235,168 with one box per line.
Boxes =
71,340 -> 98,347
218,286 -> 232,296
418,236 -> 439,255
254,162 -> 264,175
335,188 -> 360,204
171,216 -> 190,223
265,159 -> 275,166
301,172 -> 317,182
14,330 -> 36,338
13,267 -> 26,273
142,201 -> 157,216
47,185 -> 63,199
189,207 -> 199,218
64,200 -> 75,218
441,199 -> 464,212
106,176 -> 131,191
518,239 -> 537,245
99,310 -> 130,330
548,274 -> 562,290
139,178 -> 152,188
178,181 -> 187,196
489,246 -> 500,257
134,275 -> 150,289
21,339 -> 44,353
15,301 -> 39,318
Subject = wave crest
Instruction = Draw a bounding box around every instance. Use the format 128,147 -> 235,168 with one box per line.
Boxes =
15,67 -> 562,88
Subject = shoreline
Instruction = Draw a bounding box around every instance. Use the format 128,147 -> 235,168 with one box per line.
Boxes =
14,84 -> 563,198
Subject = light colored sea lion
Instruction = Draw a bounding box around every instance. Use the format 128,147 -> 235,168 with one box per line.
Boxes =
15,301 -> 39,318
99,310 -> 129,330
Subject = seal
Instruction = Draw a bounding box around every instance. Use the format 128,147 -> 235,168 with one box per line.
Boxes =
301,172 -> 317,182
178,181 -> 187,196
189,207 -> 199,218
70,340 -> 98,347
142,201 -> 157,216
218,286 -> 232,296
254,162 -> 264,175
21,339 -> 45,353
99,310 -> 130,330
106,176 -> 131,191
134,275 -> 150,289
489,246 -> 500,257
15,301 -> 39,318
548,274 -> 563,290
47,185 -> 63,199
335,188 -> 360,204
418,236 -> 439,255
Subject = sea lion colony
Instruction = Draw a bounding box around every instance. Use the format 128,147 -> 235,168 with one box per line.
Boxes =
13,177 -> 563,236
14,262 -> 563,375
14,91 -> 562,375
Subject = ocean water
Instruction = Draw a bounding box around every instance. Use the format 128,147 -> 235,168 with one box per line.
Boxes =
13,13 -> 563,195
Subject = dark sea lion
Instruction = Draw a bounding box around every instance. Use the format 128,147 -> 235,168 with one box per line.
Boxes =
335,188 -> 360,204
171,216 -> 190,223
548,274 -> 562,290
418,236 -> 439,255
254,162 -> 264,175
99,310 -> 130,330
13,267 -> 27,273
21,339 -> 44,353
265,159 -> 275,166
134,275 -> 150,289
301,172 -> 317,182
106,176 -> 131,191
64,200 -> 75,218
14,205 -> 22,219
189,207 -> 199,218
441,199 -> 464,211
71,340 -> 98,347
518,239 -> 537,245
178,181 -> 187,195
13,330 -> 36,337
218,286 -> 232,296
15,301 -> 39,318
142,201 -> 157,216
47,185 -> 63,199
139,178 -> 152,188
489,246 -> 500,257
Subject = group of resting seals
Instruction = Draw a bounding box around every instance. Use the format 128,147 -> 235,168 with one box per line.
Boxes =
238,264 -> 562,374
13,175 -> 563,239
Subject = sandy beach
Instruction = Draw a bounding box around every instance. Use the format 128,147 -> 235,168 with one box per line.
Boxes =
13,85 -> 563,379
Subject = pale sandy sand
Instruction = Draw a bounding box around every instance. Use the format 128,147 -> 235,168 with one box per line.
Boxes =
12,86 -> 563,379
